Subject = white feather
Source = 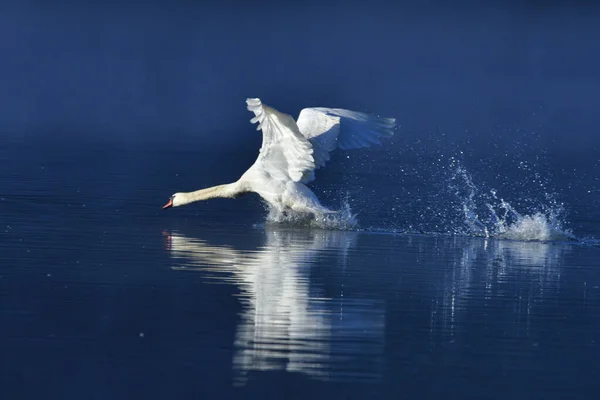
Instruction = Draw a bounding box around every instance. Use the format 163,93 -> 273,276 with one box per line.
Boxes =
246,98 -> 315,183
168,98 -> 395,217
296,107 -> 396,182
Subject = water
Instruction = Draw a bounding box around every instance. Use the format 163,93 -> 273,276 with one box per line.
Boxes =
2,2 -> 600,399
2,135 -> 599,398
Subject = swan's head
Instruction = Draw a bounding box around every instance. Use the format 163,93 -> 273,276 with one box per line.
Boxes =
163,193 -> 185,209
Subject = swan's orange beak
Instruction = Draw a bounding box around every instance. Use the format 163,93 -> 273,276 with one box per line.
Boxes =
162,198 -> 173,209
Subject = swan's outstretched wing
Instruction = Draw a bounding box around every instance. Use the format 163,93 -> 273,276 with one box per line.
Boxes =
246,98 -> 315,182
296,107 -> 396,182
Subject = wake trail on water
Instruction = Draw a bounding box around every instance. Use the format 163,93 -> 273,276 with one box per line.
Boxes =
263,200 -> 358,231
260,164 -> 577,242
257,154 -> 585,243
448,162 -> 576,242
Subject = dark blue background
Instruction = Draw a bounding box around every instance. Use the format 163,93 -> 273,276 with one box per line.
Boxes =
1,1 -> 599,156
1,2 -> 600,399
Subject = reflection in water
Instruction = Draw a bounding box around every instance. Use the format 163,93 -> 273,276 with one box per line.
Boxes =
432,238 -> 568,338
165,228 -> 385,385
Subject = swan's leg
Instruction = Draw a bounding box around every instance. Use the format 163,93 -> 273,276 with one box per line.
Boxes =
290,202 -> 333,215
284,182 -> 336,215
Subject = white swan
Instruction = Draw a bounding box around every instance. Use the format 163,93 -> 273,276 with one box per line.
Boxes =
163,98 -> 396,215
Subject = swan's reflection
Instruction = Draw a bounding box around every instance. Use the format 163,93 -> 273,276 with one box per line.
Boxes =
432,237 -> 569,338
166,228 -> 385,385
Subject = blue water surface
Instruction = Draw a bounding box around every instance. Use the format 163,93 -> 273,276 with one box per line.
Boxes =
1,2 -> 600,399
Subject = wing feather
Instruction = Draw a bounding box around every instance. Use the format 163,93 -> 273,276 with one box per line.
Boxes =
296,107 -> 396,182
246,98 -> 315,182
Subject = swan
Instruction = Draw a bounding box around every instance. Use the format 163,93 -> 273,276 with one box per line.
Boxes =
162,98 -> 396,215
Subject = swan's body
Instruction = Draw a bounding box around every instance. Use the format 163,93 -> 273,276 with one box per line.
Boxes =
163,98 -> 396,215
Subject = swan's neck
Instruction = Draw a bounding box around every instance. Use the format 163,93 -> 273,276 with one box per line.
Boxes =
182,183 -> 242,204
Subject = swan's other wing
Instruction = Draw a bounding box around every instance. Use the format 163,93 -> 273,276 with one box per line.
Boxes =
296,107 -> 396,182
246,98 -> 315,182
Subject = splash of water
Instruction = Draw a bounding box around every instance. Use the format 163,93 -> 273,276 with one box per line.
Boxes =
264,200 -> 358,230
449,163 -> 574,242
